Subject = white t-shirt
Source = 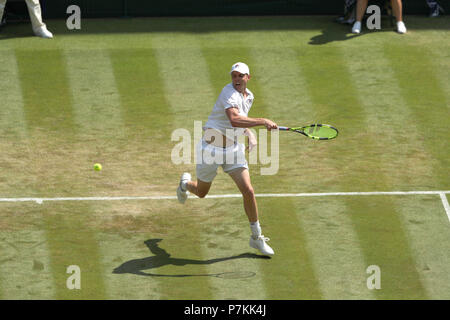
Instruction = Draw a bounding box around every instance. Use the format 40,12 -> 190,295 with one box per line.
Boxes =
204,83 -> 254,139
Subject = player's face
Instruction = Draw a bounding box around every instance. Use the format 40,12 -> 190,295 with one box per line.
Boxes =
231,71 -> 250,93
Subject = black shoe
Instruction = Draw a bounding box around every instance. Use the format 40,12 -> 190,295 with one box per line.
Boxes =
335,14 -> 355,25
430,4 -> 444,17
335,16 -> 346,23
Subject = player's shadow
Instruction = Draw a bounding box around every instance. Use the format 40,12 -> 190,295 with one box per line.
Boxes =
113,238 -> 269,278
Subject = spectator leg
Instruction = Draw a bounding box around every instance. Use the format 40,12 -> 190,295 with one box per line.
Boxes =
25,0 -> 46,32
391,0 -> 404,22
356,0 -> 369,22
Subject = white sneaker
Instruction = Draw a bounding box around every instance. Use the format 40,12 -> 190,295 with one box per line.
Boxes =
397,21 -> 407,34
249,235 -> 274,256
34,26 -> 53,39
176,172 -> 191,204
352,21 -> 362,34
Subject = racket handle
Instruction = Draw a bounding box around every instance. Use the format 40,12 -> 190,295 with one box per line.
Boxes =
278,126 -> 289,131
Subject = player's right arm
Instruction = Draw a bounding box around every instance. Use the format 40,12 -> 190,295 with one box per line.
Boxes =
225,107 -> 278,130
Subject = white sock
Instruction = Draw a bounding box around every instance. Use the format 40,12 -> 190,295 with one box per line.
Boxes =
250,221 -> 262,239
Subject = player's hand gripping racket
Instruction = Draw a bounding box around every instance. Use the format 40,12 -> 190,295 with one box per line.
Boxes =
278,124 -> 339,140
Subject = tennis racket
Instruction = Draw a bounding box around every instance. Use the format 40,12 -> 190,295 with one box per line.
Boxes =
278,124 -> 338,140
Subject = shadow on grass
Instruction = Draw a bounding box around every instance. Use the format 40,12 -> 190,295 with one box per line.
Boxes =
113,238 -> 270,278
308,26 -> 361,45
308,16 -> 402,45
0,21 -> 39,40
1,15 -> 449,41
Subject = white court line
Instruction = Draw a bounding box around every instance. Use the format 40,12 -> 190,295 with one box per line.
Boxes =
439,193 -> 450,223
1,190 -> 449,203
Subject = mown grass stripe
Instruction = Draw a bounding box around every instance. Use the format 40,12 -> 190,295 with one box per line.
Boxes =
198,44 -> 283,298
151,38 -> 215,184
341,43 -> 437,192
109,48 -> 174,141
108,47 -> 181,298
108,48 -> 178,194
0,50 -> 35,198
0,52 -> 55,299
42,203 -> 107,299
84,198 -> 207,299
0,50 -> 28,139
299,45 -> 428,299
151,41 -> 270,299
64,49 -> 125,140
15,49 -> 76,136
248,45 -> 322,298
395,195 -> 450,299
0,228 -> 55,299
151,40 -> 218,299
14,50 -> 107,299
64,49 -> 147,299
345,197 -> 428,299
341,43 -> 445,298
296,198 -> 375,299
186,199 -> 269,300
257,198 -> 322,299
94,230 -> 162,299
426,46 -> 450,107
151,37 -> 215,123
383,43 -> 449,189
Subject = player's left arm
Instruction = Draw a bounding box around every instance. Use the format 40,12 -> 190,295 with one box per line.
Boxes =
225,107 -> 277,130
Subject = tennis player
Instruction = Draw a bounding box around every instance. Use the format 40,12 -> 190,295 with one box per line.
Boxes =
177,62 -> 277,256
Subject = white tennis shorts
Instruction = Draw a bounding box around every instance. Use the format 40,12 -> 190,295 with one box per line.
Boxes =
196,139 -> 248,183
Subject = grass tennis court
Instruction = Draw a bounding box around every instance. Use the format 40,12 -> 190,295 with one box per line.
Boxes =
0,15 -> 449,300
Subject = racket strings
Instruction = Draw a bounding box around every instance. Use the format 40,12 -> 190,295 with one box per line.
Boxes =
303,124 -> 338,139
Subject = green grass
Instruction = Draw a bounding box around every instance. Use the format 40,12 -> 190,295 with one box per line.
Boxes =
0,16 -> 449,300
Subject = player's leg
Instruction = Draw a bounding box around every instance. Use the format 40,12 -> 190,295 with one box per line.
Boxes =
177,172 -> 213,203
185,179 -> 212,199
352,0 -> 368,33
177,139 -> 219,204
227,167 -> 274,256
356,0 -> 369,22
227,167 -> 258,223
391,0 -> 403,21
25,0 -> 53,38
391,0 -> 407,33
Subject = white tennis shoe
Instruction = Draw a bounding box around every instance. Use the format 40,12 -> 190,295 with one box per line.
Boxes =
351,21 -> 361,34
396,21 -> 407,34
249,235 -> 274,256
176,172 -> 191,204
34,26 -> 53,39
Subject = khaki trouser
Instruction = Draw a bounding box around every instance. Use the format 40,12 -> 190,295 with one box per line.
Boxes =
0,0 -> 46,32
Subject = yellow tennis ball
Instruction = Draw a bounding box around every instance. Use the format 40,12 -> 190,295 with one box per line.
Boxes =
94,163 -> 102,171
